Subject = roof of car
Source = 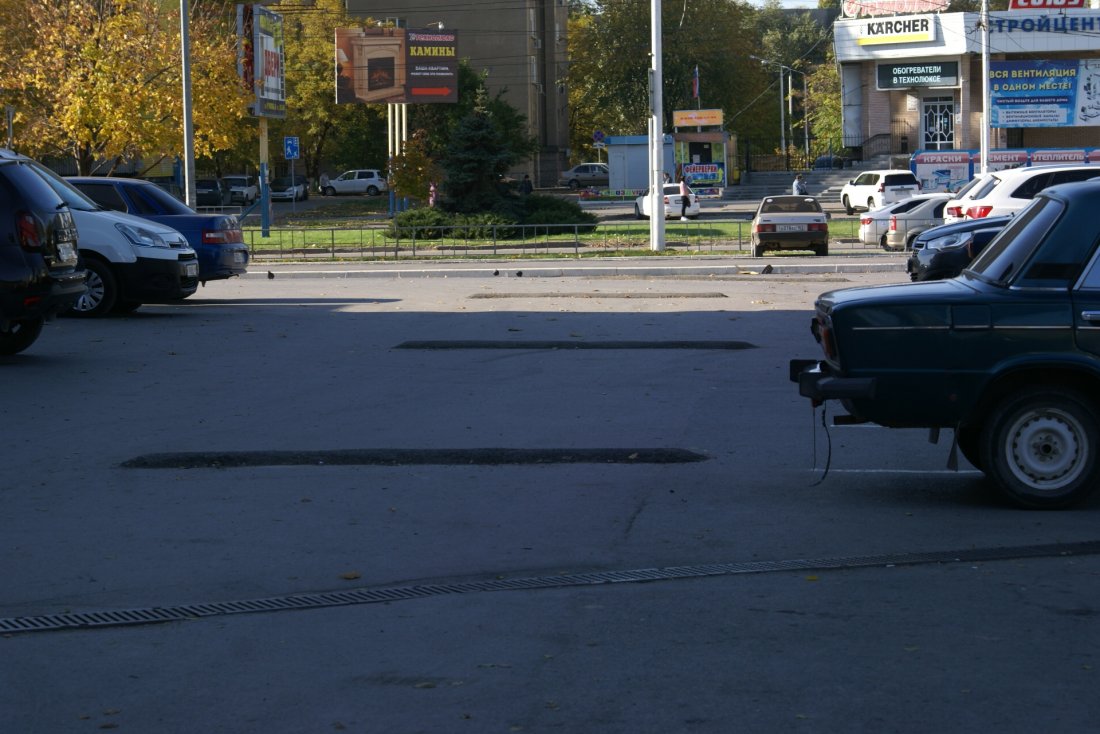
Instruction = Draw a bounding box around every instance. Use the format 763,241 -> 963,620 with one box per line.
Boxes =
992,164 -> 1098,179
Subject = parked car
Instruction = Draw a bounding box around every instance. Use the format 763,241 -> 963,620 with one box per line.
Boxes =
322,169 -> 387,196
840,169 -> 921,214
558,163 -> 609,190
195,178 -> 228,207
961,164 -> 1100,220
750,195 -> 828,257
0,149 -> 86,354
857,193 -> 948,249
270,175 -> 308,202
791,180 -> 1100,508
68,177 -> 248,284
633,183 -> 700,220
942,172 -> 995,225
906,217 -> 1010,282
223,174 -> 259,205
22,157 -> 198,317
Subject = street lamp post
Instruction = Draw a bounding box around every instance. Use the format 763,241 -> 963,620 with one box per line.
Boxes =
750,55 -> 810,169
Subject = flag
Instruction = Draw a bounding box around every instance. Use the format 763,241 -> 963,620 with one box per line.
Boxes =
692,65 -> 699,99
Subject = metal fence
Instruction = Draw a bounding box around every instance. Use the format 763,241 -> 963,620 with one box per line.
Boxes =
242,218 -> 887,261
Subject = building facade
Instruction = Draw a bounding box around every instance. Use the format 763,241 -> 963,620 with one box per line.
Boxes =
835,8 -> 1100,158
344,0 -> 569,187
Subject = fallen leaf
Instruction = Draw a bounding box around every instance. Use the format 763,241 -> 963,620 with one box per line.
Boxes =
339,571 -> 361,581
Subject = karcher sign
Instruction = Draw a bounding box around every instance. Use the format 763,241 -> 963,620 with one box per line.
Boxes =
857,15 -> 937,45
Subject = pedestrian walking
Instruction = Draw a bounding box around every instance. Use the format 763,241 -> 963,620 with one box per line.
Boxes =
319,171 -> 330,195
520,174 -> 533,195
679,175 -> 690,221
793,173 -> 809,196
429,181 -> 437,208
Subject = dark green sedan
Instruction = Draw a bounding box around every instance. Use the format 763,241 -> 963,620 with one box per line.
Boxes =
791,180 -> 1100,509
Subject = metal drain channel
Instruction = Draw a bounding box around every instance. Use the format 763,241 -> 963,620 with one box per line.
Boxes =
396,340 -> 755,350
4,540 -> 1099,635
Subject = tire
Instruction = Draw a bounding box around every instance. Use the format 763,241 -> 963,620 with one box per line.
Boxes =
867,197 -> 875,211
905,232 -> 920,252
366,186 -> 380,196
753,244 -> 766,257
978,387 -> 1100,509
568,179 -> 579,190
323,186 -> 336,197
880,234 -> 889,250
634,203 -> 644,220
843,196 -> 853,216
0,317 -> 44,355
69,257 -> 118,318
813,244 -> 829,256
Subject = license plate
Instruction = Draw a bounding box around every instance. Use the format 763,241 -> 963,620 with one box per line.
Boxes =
185,262 -> 199,277
233,251 -> 245,264
57,241 -> 76,263
777,224 -> 806,232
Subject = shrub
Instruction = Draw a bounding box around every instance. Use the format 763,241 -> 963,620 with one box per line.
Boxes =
390,207 -> 450,239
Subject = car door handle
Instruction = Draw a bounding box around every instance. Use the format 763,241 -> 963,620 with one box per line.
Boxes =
1082,311 -> 1100,324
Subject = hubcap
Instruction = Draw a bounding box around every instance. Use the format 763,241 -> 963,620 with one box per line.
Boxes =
75,269 -> 104,312
1007,410 -> 1085,490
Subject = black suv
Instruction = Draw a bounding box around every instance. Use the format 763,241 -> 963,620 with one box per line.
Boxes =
0,150 -> 86,354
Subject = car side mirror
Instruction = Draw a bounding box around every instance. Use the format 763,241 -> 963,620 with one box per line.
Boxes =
849,180 -> 855,185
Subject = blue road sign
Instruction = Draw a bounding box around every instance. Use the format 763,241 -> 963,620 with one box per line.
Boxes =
284,136 -> 300,160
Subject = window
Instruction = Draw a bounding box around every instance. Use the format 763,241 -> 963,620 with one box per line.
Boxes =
968,196 -> 1064,285
1050,169 -> 1100,186
884,174 -> 918,187
77,183 -> 128,212
932,201 -> 947,217
1010,172 -> 1053,200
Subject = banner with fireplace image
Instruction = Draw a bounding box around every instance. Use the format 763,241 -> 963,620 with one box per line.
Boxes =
335,27 -> 458,105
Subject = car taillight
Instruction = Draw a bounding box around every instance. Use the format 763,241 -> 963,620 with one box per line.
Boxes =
859,217 -> 872,226
966,205 -> 993,219
946,206 -> 962,218
202,226 -> 244,244
819,320 -> 837,361
16,211 -> 42,251
662,196 -> 670,205
755,223 -> 775,233
889,216 -> 897,231
808,223 -> 828,232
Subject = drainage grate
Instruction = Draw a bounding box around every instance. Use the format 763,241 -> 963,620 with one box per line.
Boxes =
3,541 -> 1099,635
468,292 -> 729,299
396,340 -> 755,350
120,448 -> 710,470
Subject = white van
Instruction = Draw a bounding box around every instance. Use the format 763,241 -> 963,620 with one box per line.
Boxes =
27,159 -> 199,316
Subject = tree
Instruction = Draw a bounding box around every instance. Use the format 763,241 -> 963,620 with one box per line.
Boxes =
0,0 -> 247,174
806,48 -> 843,152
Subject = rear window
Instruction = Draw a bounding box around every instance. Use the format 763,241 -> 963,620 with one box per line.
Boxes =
196,179 -> 220,188
950,176 -> 983,198
0,161 -> 68,209
760,197 -> 821,214
967,196 -> 1064,285
128,183 -> 193,215
889,199 -> 922,214
884,174 -> 918,186
971,176 -> 1000,200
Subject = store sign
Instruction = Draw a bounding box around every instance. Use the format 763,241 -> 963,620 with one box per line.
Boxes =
877,62 -> 958,90
673,109 -> 724,127
857,15 -> 937,46
1008,0 -> 1085,9
841,0 -> 946,18
237,5 -> 286,118
990,59 -> 1100,127
991,15 -> 1100,33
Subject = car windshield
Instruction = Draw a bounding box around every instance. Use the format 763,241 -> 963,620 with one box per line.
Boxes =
224,177 -> 249,186
662,184 -> 692,195
27,161 -> 102,212
272,177 -> 294,187
966,196 -> 1064,285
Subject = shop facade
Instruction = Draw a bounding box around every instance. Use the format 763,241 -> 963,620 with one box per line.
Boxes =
835,7 -> 1100,159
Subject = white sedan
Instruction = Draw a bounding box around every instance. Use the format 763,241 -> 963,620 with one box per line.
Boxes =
858,193 -> 949,248
634,184 -> 700,219
750,195 -> 829,257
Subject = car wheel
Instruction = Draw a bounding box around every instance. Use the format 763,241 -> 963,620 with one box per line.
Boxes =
323,186 -> 336,197
634,203 -> 644,220
112,300 -> 142,314
813,244 -> 828,256
843,196 -> 853,216
879,234 -> 889,250
0,317 -> 44,355
753,244 -> 765,257
978,387 -> 1100,509
69,257 -> 117,318
366,186 -> 380,196
867,197 -> 875,211
568,179 -> 579,190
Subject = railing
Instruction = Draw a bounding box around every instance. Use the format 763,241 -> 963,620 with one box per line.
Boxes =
241,218 -> 891,261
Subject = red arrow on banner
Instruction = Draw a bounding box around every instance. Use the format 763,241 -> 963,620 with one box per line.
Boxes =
410,87 -> 453,96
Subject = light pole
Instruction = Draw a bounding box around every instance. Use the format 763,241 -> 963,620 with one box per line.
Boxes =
750,56 -> 810,167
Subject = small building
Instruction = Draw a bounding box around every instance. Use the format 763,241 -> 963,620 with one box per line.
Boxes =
605,135 -> 675,193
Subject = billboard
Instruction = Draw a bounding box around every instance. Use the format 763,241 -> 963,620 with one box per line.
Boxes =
237,5 -> 286,118
990,59 -> 1100,127
335,28 -> 458,104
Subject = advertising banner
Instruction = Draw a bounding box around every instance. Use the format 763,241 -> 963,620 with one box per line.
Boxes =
237,5 -> 285,118
876,61 -> 958,90
912,148 -> 1100,189
911,151 -> 970,191
990,59 -> 1100,127
335,28 -> 458,104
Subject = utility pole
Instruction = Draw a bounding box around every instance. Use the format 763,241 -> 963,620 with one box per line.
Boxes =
648,0 -> 665,252
980,0 -> 990,174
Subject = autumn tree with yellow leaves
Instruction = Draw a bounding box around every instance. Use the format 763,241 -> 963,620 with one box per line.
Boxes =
0,0 -> 248,174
